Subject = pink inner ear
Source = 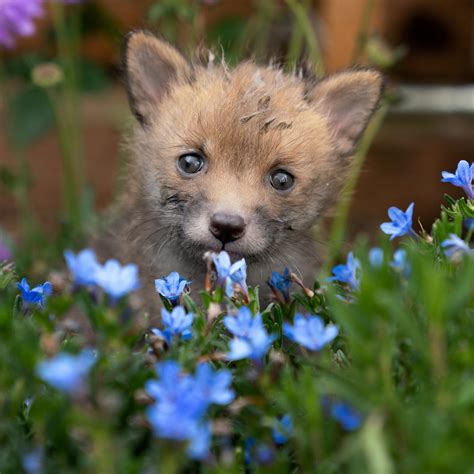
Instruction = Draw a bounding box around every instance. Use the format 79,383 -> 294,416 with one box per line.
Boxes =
323,88 -> 379,156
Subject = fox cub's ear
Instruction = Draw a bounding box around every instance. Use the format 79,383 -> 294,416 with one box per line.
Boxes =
122,30 -> 192,125
308,69 -> 384,157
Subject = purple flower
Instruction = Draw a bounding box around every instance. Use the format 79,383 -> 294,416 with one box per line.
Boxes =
36,349 -> 95,394
441,160 -> 474,200
329,252 -> 361,290
94,259 -> 139,301
64,248 -> 100,286
272,414 -> 292,444
155,271 -> 190,302
441,234 -> 473,260
0,0 -> 43,49
145,361 -> 233,460
213,251 -> 248,297
390,249 -> 411,276
330,401 -> 363,431
16,278 -> 52,309
268,268 -> 291,301
380,203 -> 416,240
368,247 -> 384,267
151,306 -> 194,345
283,314 -> 338,351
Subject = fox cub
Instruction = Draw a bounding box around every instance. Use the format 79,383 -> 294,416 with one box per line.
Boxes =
97,30 -> 383,305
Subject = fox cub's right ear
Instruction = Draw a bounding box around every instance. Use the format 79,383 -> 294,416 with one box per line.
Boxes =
122,30 -> 192,125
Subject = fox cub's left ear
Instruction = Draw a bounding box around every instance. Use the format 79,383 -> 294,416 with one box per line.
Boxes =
308,69 -> 384,157
122,30 -> 192,125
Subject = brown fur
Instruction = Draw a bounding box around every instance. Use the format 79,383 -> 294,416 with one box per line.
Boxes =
94,31 -> 384,314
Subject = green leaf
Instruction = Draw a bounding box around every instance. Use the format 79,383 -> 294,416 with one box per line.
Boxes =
78,59 -> 108,93
6,86 -> 55,147
0,166 -> 19,192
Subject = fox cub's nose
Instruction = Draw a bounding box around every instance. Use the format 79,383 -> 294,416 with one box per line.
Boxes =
209,212 -> 246,244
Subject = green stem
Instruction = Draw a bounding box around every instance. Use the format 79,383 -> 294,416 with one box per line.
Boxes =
0,57 -> 35,241
237,0 -> 278,62
46,88 -> 80,232
324,103 -> 389,273
285,0 -> 324,77
15,150 -> 35,241
50,1 -> 84,233
286,0 -> 311,70
465,226 -> 473,243
350,0 -> 375,64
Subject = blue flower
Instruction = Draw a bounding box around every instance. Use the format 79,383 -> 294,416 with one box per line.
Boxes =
330,401 -> 363,431
244,438 -> 256,465
94,259 -> 140,301
187,422 -> 212,460
368,247 -> 384,267
64,248 -> 99,286
255,444 -> 274,465
213,251 -> 248,297
268,268 -> 292,301
390,249 -> 411,276
329,252 -> 361,290
224,307 -> 276,362
223,306 -> 261,338
380,203 -> 416,240
227,327 -> 276,362
36,349 -> 95,394
145,363 -> 208,441
441,234 -> 473,260
145,361 -> 234,460
283,314 -> 338,351
272,414 -> 293,445
464,218 -> 474,231
244,439 -> 274,465
152,306 -> 194,345
193,363 -> 235,405
145,361 -> 197,413
441,160 -> 474,200
155,271 -> 190,302
16,278 -> 52,309
22,448 -> 43,474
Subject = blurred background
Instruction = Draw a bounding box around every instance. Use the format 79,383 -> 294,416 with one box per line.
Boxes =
0,0 -> 473,258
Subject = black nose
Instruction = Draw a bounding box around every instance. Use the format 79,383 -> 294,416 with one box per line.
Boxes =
209,212 -> 246,244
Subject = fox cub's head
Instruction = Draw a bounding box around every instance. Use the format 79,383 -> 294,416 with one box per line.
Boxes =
123,31 -> 383,265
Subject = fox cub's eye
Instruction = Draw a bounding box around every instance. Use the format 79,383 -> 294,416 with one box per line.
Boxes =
270,169 -> 294,191
177,153 -> 204,175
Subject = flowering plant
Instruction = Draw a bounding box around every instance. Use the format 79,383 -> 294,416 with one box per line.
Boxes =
2,162 -> 473,472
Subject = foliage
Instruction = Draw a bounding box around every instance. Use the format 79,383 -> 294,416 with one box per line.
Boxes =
1,187 -> 473,473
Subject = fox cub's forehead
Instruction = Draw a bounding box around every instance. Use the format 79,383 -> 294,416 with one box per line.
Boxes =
156,62 -> 329,165
171,63 -> 312,126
